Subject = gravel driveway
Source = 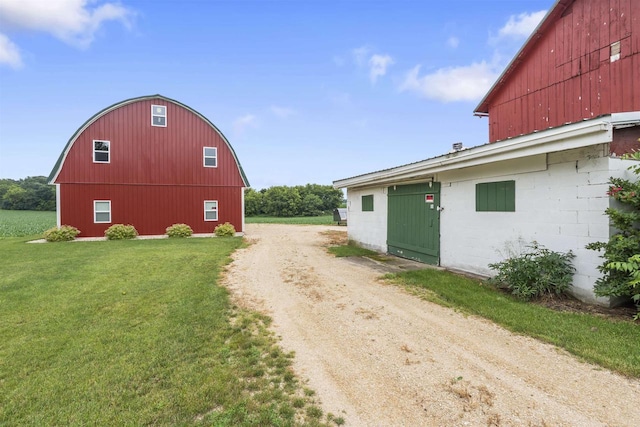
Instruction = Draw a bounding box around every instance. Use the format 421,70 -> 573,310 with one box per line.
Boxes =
222,224 -> 640,426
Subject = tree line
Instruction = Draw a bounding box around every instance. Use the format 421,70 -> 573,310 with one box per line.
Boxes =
0,176 -> 56,211
0,178 -> 343,217
245,184 -> 344,217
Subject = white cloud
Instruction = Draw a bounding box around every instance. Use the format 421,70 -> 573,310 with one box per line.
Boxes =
0,33 -> 22,68
270,106 -> 295,119
347,45 -> 395,84
498,10 -> 547,39
352,45 -> 371,66
233,114 -> 257,134
399,62 -> 499,102
0,0 -> 134,55
399,10 -> 546,103
368,54 -> 394,83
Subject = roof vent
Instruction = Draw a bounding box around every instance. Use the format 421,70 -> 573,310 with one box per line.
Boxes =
452,142 -> 463,151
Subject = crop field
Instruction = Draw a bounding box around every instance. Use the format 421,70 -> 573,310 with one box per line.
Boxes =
0,209 -> 56,237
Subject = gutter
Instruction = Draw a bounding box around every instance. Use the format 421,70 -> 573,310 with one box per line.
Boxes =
334,115 -> 619,189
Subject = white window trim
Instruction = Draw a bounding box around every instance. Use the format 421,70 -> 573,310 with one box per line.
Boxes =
151,104 -> 167,127
55,184 -> 61,228
94,200 -> 112,224
93,140 -> 110,164
204,200 -> 218,222
203,146 -> 218,168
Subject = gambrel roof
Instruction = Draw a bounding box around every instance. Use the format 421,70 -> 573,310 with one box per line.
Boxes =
48,94 -> 249,186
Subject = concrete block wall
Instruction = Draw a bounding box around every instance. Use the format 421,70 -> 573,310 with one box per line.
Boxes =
344,144 -> 636,304
345,187 -> 387,252
438,144 -> 625,304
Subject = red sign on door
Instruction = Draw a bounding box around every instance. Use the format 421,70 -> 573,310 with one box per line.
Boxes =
425,194 -> 434,203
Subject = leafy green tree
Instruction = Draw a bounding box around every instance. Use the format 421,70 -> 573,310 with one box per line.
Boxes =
0,176 -> 56,211
2,185 -> 31,210
244,188 -> 264,216
244,184 -> 344,217
0,179 -> 17,200
587,151 -> 640,317
298,184 -> 344,212
263,186 -> 302,217
300,193 -> 323,216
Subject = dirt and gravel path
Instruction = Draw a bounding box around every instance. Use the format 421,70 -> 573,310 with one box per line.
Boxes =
222,224 -> 640,426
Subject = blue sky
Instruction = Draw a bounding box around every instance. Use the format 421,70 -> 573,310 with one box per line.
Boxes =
0,0 -> 551,189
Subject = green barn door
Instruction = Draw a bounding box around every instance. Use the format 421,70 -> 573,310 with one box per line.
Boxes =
387,182 -> 440,265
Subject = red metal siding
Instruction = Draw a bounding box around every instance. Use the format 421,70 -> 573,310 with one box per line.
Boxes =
610,126 -> 640,156
60,184 -> 243,237
55,99 -> 245,187
53,96 -> 247,237
487,0 -> 640,142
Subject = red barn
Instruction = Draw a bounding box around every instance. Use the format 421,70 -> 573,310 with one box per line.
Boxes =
48,94 -> 249,237
474,0 -> 640,143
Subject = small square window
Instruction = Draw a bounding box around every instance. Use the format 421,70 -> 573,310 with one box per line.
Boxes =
94,200 -> 111,223
476,181 -> 516,212
151,105 -> 167,127
204,200 -> 218,221
610,41 -> 621,63
203,147 -> 217,167
93,140 -> 110,163
362,195 -> 374,211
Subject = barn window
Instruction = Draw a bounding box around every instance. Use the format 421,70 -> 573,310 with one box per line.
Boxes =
204,200 -> 218,221
610,41 -> 621,63
476,180 -> 515,212
203,147 -> 217,167
362,195 -> 374,211
151,105 -> 167,127
94,200 -> 111,223
93,140 -> 110,163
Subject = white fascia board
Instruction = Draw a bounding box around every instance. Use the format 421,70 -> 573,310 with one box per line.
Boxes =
610,111 -> 640,128
335,117 -> 616,189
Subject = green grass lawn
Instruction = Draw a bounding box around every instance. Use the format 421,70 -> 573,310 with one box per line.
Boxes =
384,268 -> 640,377
246,215 -> 336,225
0,209 -> 56,237
0,236 -> 334,426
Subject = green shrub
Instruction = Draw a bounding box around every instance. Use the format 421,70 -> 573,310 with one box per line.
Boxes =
166,223 -> 193,238
488,242 -> 575,301
43,225 -> 80,242
586,151 -> 640,318
105,224 -> 138,240
214,222 -> 236,237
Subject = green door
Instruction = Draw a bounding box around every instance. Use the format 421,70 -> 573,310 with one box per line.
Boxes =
387,182 -> 440,265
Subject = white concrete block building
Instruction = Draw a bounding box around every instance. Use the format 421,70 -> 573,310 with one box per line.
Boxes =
335,114 -> 639,304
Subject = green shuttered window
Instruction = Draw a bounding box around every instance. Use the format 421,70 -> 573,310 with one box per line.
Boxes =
476,180 -> 515,212
362,195 -> 374,212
